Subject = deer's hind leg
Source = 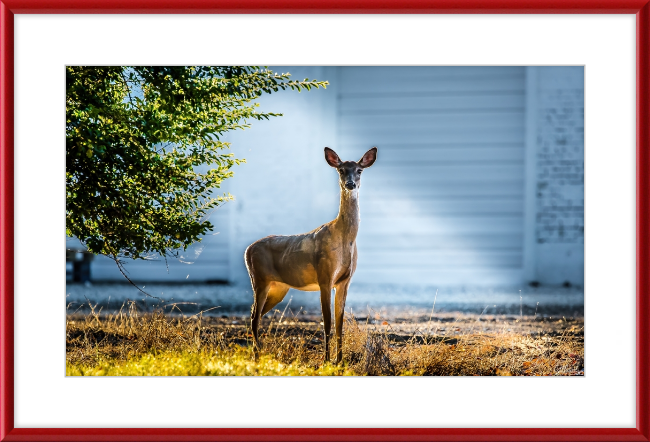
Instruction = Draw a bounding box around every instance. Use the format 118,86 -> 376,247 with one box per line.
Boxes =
261,283 -> 290,316
250,280 -> 270,356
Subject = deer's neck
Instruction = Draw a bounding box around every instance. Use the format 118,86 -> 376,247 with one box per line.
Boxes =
334,188 -> 360,240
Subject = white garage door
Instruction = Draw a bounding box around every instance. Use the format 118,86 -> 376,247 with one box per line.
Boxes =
337,66 -> 526,285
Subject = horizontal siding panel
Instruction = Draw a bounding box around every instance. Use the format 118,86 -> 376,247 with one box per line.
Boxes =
362,198 -> 523,216
339,76 -> 525,95
339,127 -> 524,145
91,257 -> 229,282
359,216 -> 523,235
352,268 -> 523,285
340,94 -> 525,114
92,257 -> 229,269
339,66 -> 526,82
362,181 -> 525,197
366,164 -> 524,181
357,233 -> 523,250
366,147 -> 524,163
341,141 -> 523,151
87,240 -> 230,265
339,113 -> 524,131
186,236 -> 229,261
357,250 -> 522,268
194,235 -> 229,249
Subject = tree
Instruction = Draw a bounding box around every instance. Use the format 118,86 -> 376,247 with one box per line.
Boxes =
66,66 -> 327,268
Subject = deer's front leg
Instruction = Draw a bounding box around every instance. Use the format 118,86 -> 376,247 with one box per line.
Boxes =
318,281 -> 333,363
334,279 -> 350,364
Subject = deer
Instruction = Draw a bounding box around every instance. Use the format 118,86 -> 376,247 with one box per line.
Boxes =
244,146 -> 377,364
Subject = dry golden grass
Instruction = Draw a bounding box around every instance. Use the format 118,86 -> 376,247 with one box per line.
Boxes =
66,301 -> 584,376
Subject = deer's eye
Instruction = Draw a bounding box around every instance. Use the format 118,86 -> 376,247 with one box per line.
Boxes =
357,169 -> 362,174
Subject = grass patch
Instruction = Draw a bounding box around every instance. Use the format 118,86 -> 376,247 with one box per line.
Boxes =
66,350 -> 353,376
66,301 -> 584,376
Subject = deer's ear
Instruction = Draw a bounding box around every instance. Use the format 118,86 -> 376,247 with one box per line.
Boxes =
358,147 -> 377,168
324,147 -> 341,168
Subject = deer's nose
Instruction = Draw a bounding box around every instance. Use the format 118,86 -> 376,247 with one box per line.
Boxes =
345,181 -> 356,190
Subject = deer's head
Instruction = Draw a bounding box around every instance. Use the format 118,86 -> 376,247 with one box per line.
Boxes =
324,147 -> 377,192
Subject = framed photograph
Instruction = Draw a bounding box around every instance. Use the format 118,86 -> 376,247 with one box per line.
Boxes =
1,2 -> 648,442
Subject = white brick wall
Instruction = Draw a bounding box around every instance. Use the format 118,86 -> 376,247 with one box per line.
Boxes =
534,67 -> 584,284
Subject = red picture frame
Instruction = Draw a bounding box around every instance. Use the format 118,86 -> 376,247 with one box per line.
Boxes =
1,2 -> 648,441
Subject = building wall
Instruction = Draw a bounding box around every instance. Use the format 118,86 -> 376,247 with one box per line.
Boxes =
225,66 -> 338,284
336,66 -> 527,285
533,67 -> 585,285
76,66 -> 584,287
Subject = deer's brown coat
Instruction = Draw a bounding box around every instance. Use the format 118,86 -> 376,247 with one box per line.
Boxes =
245,147 -> 377,363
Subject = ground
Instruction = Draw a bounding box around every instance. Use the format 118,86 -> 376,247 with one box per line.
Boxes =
65,284 -> 584,376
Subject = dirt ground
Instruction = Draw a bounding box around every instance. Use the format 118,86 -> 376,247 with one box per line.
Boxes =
153,310 -> 584,348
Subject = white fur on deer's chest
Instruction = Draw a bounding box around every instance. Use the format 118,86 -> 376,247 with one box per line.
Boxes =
332,246 -> 355,281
